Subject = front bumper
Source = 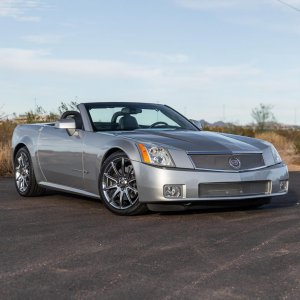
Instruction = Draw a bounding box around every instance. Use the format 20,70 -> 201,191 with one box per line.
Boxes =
132,161 -> 289,203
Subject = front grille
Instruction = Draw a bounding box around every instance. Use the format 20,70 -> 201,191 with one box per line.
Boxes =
199,181 -> 271,198
189,153 -> 265,171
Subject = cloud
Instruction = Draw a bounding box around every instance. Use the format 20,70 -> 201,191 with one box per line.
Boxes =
130,51 -> 189,63
0,48 -> 261,89
155,64 -> 262,89
0,47 -> 264,93
175,1 -> 300,36
0,0 -> 42,21
22,34 -> 64,44
0,48 -> 162,80
1,48 -> 298,124
277,0 -> 300,7
175,0 -> 244,10
175,0 -> 300,10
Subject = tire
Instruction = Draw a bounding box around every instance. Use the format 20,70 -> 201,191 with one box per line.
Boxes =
14,147 -> 45,197
99,151 -> 148,215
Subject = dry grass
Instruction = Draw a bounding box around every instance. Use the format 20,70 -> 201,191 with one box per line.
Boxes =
255,131 -> 293,151
255,131 -> 300,171
0,121 -> 16,176
0,142 -> 12,176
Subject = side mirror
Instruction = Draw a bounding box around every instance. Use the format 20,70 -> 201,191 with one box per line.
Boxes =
55,119 -> 76,129
55,119 -> 77,136
190,119 -> 202,130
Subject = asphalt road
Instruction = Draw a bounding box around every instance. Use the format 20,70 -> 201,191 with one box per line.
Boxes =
0,174 -> 300,300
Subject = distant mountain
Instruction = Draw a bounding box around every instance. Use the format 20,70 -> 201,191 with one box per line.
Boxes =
198,119 -> 234,127
191,119 -> 300,129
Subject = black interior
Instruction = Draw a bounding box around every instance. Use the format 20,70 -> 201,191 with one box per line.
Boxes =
119,114 -> 139,130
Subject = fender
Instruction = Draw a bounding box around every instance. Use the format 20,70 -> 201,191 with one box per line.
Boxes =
12,124 -> 45,182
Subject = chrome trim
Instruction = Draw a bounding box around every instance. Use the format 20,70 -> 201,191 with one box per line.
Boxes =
15,151 -> 30,193
198,180 -> 272,198
55,119 -> 76,129
186,151 -> 264,155
189,165 -> 269,173
228,156 -> 242,170
268,181 -> 273,194
187,151 -> 267,173
101,157 -> 139,210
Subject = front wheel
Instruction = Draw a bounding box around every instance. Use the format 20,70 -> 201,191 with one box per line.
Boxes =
99,152 -> 148,215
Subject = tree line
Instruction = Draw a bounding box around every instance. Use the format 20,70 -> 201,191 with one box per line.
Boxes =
0,101 -> 78,124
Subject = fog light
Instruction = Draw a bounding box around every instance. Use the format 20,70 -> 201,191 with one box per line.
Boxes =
279,180 -> 289,192
164,185 -> 183,198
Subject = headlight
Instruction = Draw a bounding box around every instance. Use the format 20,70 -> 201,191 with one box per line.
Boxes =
138,143 -> 175,167
271,145 -> 282,164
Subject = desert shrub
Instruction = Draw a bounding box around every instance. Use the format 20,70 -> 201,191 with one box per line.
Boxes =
0,142 -> 12,176
293,140 -> 300,154
205,125 -> 255,137
290,132 -> 300,155
255,131 -> 291,151
0,120 -> 16,144
0,121 -> 17,176
255,131 -> 300,169
272,129 -> 300,155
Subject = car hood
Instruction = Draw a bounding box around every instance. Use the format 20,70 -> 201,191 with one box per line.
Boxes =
114,130 -> 269,153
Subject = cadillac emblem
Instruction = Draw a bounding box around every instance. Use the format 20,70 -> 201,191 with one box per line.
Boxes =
229,156 -> 241,170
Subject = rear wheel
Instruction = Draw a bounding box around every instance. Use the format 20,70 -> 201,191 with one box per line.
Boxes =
14,147 -> 45,196
99,152 -> 148,215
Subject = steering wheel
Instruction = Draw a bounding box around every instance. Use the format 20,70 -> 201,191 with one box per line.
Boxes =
150,121 -> 169,128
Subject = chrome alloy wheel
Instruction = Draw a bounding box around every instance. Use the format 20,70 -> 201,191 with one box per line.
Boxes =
102,157 -> 138,210
15,151 -> 30,193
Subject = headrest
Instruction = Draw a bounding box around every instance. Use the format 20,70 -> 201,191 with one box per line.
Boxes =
119,115 -> 138,130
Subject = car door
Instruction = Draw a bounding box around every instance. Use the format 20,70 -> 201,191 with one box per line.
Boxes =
37,125 -> 84,190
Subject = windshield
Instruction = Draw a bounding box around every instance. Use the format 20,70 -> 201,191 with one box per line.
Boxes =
85,103 -> 198,132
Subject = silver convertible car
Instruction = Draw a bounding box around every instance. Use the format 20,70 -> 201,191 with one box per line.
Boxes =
12,102 -> 289,215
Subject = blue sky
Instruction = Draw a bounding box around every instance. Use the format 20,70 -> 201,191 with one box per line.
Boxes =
0,0 -> 300,124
